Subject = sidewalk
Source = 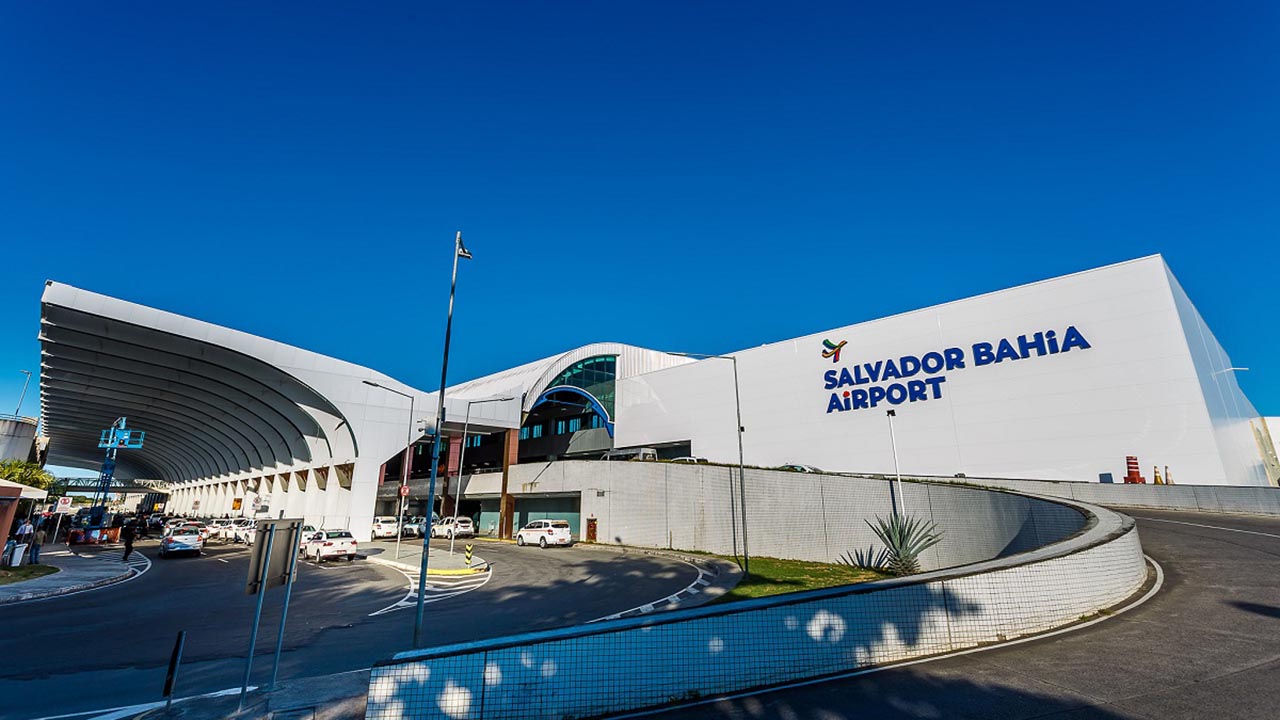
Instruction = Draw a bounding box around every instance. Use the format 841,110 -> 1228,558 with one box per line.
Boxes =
137,669 -> 370,720
0,545 -> 136,604
361,540 -> 487,575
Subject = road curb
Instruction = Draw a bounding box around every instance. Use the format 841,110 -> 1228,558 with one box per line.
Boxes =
0,566 -> 135,605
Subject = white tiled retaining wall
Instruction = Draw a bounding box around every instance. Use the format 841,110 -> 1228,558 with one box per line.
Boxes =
367,495 -> 1147,720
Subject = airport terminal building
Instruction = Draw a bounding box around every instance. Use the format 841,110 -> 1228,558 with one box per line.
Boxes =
39,255 -> 1279,540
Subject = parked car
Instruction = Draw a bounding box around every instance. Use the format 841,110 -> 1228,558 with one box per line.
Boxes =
430,517 -> 474,540
671,456 -> 711,464
777,464 -> 823,473
371,516 -> 400,539
246,523 -> 315,547
400,516 -> 431,538
159,524 -> 204,557
515,519 -> 574,548
302,529 -> 358,562
206,519 -> 231,539
229,518 -> 255,542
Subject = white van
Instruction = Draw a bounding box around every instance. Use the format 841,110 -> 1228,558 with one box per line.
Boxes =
601,447 -> 658,462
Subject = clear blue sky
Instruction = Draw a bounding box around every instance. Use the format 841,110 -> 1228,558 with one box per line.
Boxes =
2,1 -> 1277,429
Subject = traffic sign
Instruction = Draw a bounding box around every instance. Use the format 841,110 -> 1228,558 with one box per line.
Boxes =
399,485 -> 410,497
465,544 -> 473,567
55,496 -> 74,514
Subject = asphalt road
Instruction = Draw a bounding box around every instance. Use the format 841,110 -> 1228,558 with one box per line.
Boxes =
3,537 -> 700,720
641,509 -> 1280,720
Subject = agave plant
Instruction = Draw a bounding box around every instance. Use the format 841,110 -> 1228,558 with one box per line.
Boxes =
838,544 -> 889,571
864,513 -> 943,576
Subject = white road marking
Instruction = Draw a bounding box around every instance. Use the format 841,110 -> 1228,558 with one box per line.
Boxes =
1134,516 -> 1280,540
6,548 -> 153,606
217,558 -> 229,563
591,558 -> 710,622
607,557 -> 1166,719
29,686 -> 248,720
368,566 -> 492,617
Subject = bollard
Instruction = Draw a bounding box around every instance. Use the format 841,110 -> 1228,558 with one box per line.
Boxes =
164,630 -> 187,710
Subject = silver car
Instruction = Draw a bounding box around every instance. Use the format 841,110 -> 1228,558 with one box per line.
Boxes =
160,524 -> 204,557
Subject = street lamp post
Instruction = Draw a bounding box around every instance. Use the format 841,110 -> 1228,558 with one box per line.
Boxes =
362,380 -> 416,560
414,231 -> 472,649
886,409 -> 906,516
672,352 -> 748,578
15,370 -> 31,416
450,396 -> 515,555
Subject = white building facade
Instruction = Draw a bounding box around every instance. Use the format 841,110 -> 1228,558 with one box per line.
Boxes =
617,256 -> 1275,487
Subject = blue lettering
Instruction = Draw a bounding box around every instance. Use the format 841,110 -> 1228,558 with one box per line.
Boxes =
838,367 -> 856,388
944,347 -> 966,370
1017,332 -> 1046,358
907,380 -> 928,401
864,361 -> 883,383
995,339 -> 1020,363
1046,330 -> 1059,354
1060,325 -> 1091,352
851,388 -> 869,409
973,342 -> 995,366
823,370 -> 838,390
868,385 -> 887,407
886,384 -> 907,404
827,393 -> 844,413
922,351 -> 944,374
899,355 -> 921,378
924,376 -> 946,398
882,359 -> 901,381
853,364 -> 868,385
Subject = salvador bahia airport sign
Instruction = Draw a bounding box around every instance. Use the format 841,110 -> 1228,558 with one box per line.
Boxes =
822,326 -> 1092,414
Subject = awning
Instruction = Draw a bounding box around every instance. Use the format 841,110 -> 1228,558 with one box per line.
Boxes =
0,478 -> 49,500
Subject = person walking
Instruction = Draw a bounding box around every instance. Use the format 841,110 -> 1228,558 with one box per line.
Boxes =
16,519 -> 33,545
29,526 -> 46,565
121,522 -> 136,562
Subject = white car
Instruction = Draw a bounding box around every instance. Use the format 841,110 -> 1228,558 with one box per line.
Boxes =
371,516 -> 400,539
302,529 -> 358,562
228,518 -> 255,542
160,524 -> 204,557
671,456 -> 710,464
245,523 -> 315,547
206,519 -> 231,539
430,517 -> 474,540
516,519 -> 574,548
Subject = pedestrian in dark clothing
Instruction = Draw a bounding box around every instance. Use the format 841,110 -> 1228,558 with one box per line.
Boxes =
121,523 -> 136,561
29,527 -> 46,564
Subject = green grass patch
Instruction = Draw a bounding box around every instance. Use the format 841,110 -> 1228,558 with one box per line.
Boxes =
0,564 -> 59,586
712,555 -> 890,604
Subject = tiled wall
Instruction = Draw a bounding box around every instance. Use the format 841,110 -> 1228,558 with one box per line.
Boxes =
367,497 -> 1145,720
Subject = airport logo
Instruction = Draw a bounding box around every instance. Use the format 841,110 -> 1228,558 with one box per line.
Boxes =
821,339 -> 847,363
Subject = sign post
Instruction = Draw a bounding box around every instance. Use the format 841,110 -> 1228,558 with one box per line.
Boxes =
238,518 -> 303,711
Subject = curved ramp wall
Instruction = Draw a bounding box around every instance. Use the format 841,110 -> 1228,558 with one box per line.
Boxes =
465,461 -> 1088,570
368,493 -> 1148,720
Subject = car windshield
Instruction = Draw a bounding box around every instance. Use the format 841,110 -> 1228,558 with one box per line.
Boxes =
325,531 -> 353,539
551,522 -> 570,529
177,527 -> 200,535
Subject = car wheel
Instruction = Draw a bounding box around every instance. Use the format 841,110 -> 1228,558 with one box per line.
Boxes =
539,537 -> 547,549
516,535 -> 525,546
347,554 -> 355,562
448,531 -> 454,540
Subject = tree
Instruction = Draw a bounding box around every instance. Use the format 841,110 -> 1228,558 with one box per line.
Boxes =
0,459 -> 55,491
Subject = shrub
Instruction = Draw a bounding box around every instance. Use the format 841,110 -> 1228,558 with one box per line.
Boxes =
863,513 -> 943,576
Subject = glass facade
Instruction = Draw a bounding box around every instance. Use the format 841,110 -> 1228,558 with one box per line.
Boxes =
546,355 -> 617,418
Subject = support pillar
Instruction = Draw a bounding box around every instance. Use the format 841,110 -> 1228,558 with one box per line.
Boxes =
443,435 -> 464,516
499,428 -> 518,539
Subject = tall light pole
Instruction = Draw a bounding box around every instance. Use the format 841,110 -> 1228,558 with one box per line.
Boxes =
886,409 -> 906,516
15,370 -> 31,416
362,380 -> 417,560
414,231 -> 472,649
450,396 -> 515,555
671,352 -> 748,578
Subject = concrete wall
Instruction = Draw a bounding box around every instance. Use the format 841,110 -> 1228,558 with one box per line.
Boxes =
616,256 -> 1268,486
455,461 -> 1086,572
0,417 -> 37,463
912,473 -> 1280,515
367,496 -> 1146,720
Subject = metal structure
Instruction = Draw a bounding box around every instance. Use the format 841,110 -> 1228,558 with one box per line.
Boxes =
86,417 -> 145,536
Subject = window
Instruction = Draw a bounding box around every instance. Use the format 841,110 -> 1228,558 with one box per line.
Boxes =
589,414 -> 603,429
568,417 -> 581,433
466,435 -> 482,448
532,424 -> 543,439
556,420 -> 567,435
519,427 -> 530,440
